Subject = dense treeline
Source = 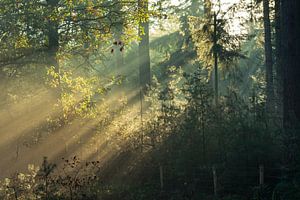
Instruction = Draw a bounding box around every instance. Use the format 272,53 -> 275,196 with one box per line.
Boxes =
0,0 -> 299,199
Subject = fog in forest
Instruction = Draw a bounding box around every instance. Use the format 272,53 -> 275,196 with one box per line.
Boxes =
0,0 -> 299,199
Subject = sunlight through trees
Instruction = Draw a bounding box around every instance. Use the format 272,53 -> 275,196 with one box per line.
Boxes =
0,0 -> 299,199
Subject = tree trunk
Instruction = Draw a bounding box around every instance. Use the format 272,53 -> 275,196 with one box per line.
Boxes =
113,0 -> 124,69
281,0 -> 300,164
274,0 -> 283,128
263,0 -> 274,125
138,0 -> 151,91
47,1 -> 60,98
281,0 -> 300,128
213,12 -> 218,107
48,24 -> 59,74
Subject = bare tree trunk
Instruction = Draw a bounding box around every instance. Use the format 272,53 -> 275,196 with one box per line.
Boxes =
138,0 -> 151,91
282,0 -> 300,128
263,0 -> 274,125
138,0 -> 150,151
47,1 -> 60,98
213,12 -> 218,107
281,0 -> 300,166
113,0 -> 124,69
274,0 -> 283,128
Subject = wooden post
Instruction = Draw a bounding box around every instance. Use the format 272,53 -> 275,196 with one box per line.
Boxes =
160,165 -> 164,190
16,142 -> 19,160
212,165 -> 217,197
139,87 -> 144,153
259,164 -> 264,186
64,142 -> 68,153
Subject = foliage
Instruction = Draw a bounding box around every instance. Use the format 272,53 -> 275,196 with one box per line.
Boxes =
0,0 -> 298,200
0,165 -> 40,200
46,66 -> 107,119
189,13 -> 245,74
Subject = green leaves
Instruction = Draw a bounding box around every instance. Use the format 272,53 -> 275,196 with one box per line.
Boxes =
0,0 -> 141,68
189,11 -> 245,73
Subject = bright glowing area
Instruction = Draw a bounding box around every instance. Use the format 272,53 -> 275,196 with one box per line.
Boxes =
212,0 -> 251,34
0,0 -> 295,199
171,0 -> 180,5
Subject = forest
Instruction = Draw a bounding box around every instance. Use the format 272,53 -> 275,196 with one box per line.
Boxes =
0,0 -> 299,199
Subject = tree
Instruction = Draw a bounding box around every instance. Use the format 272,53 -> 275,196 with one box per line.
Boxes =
0,0 -> 137,76
281,0 -> 300,128
281,0 -> 300,165
112,0 -> 124,69
183,68 -> 213,164
189,3 -> 244,106
212,12 -> 219,106
138,0 -> 151,90
274,0 -> 283,127
262,0 -> 275,125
